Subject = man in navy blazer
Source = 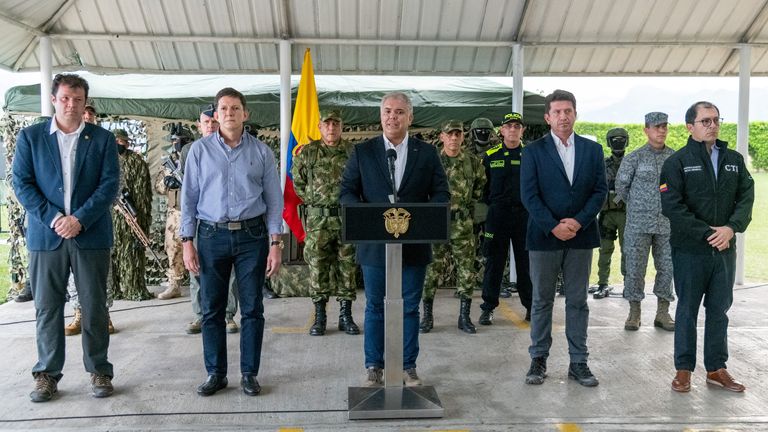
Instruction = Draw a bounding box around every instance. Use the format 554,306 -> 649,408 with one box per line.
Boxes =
520,90 -> 607,387
340,92 -> 449,387
12,74 -> 119,402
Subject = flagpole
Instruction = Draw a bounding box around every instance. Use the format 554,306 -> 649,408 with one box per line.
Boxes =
279,39 -> 292,234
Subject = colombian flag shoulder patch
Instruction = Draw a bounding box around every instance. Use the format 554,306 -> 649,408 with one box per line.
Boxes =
659,183 -> 668,192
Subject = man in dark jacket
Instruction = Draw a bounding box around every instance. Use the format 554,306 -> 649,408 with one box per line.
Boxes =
661,101 -> 754,393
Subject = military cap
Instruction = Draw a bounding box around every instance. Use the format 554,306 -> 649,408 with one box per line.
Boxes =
441,119 -> 463,133
471,117 -> 494,130
113,128 -> 130,141
501,112 -> 524,125
320,109 -> 342,122
645,112 -> 668,127
606,127 -> 628,143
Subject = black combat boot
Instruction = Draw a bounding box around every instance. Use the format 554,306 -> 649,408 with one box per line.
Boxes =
419,299 -> 434,333
15,281 -> 33,303
309,300 -> 327,336
458,297 -> 477,334
338,300 -> 360,335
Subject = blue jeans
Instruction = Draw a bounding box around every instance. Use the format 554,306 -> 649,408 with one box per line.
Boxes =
361,265 -> 426,370
528,249 -> 592,363
197,218 -> 268,377
672,248 -> 735,372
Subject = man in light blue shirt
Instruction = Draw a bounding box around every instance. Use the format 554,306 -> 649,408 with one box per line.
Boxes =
181,87 -> 283,397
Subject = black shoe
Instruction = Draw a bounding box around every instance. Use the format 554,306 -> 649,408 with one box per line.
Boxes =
241,375 -> 261,396
478,309 -> 493,325
588,284 -> 599,294
309,300 -> 327,336
499,286 -> 513,298
419,299 -> 434,333
15,282 -> 33,303
568,363 -> 599,387
338,300 -> 360,335
593,284 -> 612,299
457,298 -> 476,334
197,375 -> 228,396
525,309 -> 531,322
525,357 -> 547,385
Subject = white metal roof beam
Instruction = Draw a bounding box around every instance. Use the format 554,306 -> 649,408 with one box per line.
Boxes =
0,11 -> 46,37
718,0 -> 768,74
514,0 -> 531,42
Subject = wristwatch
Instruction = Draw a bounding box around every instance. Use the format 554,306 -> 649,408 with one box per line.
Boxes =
181,237 -> 194,243
270,240 -> 284,249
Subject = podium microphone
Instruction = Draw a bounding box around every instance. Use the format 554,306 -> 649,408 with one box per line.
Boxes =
386,148 -> 398,203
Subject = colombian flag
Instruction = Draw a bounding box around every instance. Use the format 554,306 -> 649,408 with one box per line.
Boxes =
283,49 -> 320,243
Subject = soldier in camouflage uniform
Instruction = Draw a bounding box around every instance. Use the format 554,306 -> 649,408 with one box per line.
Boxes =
110,129 -> 153,301
180,109 -> 240,334
420,120 -> 485,334
592,128 -> 628,299
479,113 -> 533,325
153,126 -> 193,300
615,112 -> 676,331
292,109 -> 359,336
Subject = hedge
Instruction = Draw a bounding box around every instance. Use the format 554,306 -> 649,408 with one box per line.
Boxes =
570,122 -> 768,171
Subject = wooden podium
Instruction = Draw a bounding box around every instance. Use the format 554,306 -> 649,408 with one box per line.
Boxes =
342,202 -> 449,420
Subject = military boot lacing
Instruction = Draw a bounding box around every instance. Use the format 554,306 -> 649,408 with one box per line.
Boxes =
458,297 -> 476,334
419,299 -> 434,333
309,300 -> 327,336
338,300 -> 360,335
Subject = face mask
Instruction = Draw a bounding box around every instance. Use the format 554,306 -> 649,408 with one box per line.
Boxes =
472,129 -> 492,145
117,144 -> 127,155
173,140 -> 183,152
609,137 -> 627,155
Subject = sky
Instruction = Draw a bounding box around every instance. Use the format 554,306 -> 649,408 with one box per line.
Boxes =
3,69 -> 768,124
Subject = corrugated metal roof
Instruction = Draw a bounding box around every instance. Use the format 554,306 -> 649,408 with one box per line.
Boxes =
3,0 -> 768,76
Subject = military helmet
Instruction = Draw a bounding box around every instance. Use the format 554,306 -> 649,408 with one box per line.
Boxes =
606,127 -> 628,154
471,117 -> 494,130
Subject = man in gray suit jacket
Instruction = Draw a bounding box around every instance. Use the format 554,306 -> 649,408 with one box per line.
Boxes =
13,73 -> 120,402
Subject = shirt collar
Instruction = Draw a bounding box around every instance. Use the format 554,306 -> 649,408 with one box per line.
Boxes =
49,118 -> 85,136
215,129 -> 246,148
384,133 -> 409,151
551,131 -> 575,148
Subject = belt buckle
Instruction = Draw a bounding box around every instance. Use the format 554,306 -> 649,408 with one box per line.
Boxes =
227,222 -> 242,230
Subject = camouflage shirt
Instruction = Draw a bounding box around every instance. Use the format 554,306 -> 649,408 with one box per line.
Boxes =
602,154 -> 625,211
440,150 -> 486,213
614,143 -> 675,234
292,139 -> 353,228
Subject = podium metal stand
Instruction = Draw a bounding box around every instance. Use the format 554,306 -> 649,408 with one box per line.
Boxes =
342,203 -> 449,420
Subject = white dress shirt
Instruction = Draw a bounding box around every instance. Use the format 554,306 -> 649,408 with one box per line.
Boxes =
552,131 -> 576,185
50,119 -> 85,225
383,133 -> 409,193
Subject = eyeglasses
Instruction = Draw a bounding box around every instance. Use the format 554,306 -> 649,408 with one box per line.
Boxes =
693,117 -> 722,127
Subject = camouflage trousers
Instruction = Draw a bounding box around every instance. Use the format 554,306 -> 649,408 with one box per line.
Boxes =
424,218 -> 476,300
164,208 -> 186,287
109,218 -> 152,301
622,229 -> 675,302
67,268 -> 115,310
304,225 -> 357,303
597,210 -> 626,285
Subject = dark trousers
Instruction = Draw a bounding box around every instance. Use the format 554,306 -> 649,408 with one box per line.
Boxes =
672,248 -> 735,372
528,249 -> 592,363
481,205 -> 532,312
361,265 -> 426,370
197,219 -> 268,377
29,240 -> 112,379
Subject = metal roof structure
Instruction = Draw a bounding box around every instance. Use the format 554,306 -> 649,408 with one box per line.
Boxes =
3,0 -> 768,76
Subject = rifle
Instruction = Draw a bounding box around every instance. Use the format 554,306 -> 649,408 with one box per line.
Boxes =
161,155 -> 183,185
113,189 -> 163,269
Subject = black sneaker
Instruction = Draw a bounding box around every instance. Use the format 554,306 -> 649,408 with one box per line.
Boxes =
30,373 -> 58,402
499,286 -> 513,298
478,310 -> 493,325
568,363 -> 599,387
525,357 -> 547,385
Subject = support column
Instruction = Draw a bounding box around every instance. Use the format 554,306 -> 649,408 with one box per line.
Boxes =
512,43 -> 524,114
39,36 -> 52,117
279,39 -> 292,233
735,44 -> 750,286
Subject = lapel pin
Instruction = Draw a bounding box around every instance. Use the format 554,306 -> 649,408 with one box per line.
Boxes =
84,135 -> 90,140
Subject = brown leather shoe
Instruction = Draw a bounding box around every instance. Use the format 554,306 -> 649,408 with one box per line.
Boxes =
671,370 -> 691,392
706,368 -> 745,392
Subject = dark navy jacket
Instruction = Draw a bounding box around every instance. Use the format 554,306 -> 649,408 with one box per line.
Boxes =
339,135 -> 450,266
520,133 -> 607,251
12,120 -> 120,251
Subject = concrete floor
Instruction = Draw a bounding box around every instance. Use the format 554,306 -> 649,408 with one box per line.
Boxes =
1,282 -> 768,431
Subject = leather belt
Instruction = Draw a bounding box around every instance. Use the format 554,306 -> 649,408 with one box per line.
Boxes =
199,216 -> 264,231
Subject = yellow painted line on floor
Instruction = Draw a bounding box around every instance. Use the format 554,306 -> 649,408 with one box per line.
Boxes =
556,423 -> 582,432
278,428 -> 303,432
497,299 -> 529,329
271,313 -> 313,334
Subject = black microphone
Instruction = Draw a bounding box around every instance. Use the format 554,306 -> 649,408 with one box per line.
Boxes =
386,149 -> 398,203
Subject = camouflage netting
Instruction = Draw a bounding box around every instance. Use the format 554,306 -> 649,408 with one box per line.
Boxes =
2,114 -> 549,301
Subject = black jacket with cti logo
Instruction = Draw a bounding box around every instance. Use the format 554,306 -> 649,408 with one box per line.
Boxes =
660,136 -> 754,254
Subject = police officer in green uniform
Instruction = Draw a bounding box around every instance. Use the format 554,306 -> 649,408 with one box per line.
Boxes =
420,120 -> 485,334
479,112 -> 533,324
292,109 -> 359,336
592,128 -> 628,299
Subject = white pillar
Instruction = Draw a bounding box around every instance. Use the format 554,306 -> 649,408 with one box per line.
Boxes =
39,36 -> 53,117
735,44 -> 750,286
279,39 -> 292,234
512,43 -> 524,114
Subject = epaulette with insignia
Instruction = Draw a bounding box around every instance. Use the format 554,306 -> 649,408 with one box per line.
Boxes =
485,143 -> 503,156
